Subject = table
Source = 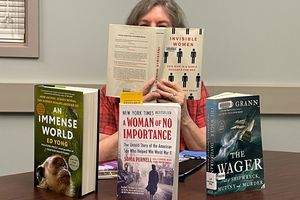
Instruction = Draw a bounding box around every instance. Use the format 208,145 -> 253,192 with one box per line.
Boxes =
1,151 -> 300,199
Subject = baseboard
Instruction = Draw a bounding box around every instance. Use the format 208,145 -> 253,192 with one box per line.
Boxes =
1,83 -> 299,114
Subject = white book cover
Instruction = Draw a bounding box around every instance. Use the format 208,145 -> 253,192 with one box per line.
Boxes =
117,103 -> 181,200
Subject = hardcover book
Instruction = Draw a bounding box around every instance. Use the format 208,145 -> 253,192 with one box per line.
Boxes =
34,85 -> 99,197
106,24 -> 204,100
117,103 -> 181,200
206,92 -> 265,195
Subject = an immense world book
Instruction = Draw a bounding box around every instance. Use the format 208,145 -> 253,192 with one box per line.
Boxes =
117,103 -> 181,200
106,24 -> 204,100
34,85 -> 99,197
206,92 -> 265,195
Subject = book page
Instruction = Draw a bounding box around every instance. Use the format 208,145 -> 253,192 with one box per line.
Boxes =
106,24 -> 165,97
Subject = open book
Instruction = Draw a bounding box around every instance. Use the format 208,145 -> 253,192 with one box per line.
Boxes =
106,24 -> 204,100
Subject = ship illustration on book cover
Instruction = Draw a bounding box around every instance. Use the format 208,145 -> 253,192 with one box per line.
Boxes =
117,103 -> 181,200
206,92 -> 265,195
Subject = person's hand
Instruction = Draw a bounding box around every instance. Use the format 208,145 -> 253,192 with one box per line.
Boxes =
156,79 -> 186,107
141,78 -> 161,102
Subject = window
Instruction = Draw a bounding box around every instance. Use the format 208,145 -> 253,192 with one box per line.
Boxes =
0,0 -> 38,58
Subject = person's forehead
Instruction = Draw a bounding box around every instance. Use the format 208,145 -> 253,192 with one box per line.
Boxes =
140,5 -> 171,21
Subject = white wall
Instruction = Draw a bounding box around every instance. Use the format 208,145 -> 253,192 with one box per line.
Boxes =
186,0 -> 300,86
1,0 -> 103,84
1,0 -> 300,86
1,0 -> 300,176
0,114 -> 33,176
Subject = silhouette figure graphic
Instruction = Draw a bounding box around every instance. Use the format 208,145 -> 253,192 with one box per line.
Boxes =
182,73 -> 188,88
177,48 -> 183,63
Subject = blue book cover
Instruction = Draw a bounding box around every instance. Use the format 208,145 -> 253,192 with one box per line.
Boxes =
206,92 -> 265,195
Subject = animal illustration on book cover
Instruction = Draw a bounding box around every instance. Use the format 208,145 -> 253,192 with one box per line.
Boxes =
117,103 -> 180,200
206,94 -> 265,195
34,85 -> 97,197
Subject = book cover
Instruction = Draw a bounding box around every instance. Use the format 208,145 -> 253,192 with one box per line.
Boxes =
206,92 -> 265,195
34,85 -> 99,197
106,24 -> 204,99
117,103 -> 181,200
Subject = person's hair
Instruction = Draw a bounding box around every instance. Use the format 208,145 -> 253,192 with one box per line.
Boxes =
126,0 -> 187,28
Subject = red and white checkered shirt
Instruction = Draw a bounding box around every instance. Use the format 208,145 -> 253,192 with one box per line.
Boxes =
99,81 -> 208,151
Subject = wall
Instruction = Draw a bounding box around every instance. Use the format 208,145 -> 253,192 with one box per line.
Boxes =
187,0 -> 300,86
0,114 -> 33,176
1,0 -> 300,176
1,0 -> 300,86
1,0 -> 300,113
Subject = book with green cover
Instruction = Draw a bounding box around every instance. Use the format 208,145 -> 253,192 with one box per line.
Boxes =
206,92 -> 265,195
34,85 -> 99,197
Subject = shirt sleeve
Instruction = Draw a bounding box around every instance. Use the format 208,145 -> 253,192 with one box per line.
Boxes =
187,81 -> 208,128
99,86 -> 119,135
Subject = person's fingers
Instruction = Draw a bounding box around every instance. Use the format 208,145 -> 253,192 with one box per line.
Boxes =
160,79 -> 182,92
143,91 -> 161,102
156,98 -> 172,103
156,80 -> 186,106
141,78 -> 156,95
156,81 -> 178,99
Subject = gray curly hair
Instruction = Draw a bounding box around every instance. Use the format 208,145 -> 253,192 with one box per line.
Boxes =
126,0 -> 187,28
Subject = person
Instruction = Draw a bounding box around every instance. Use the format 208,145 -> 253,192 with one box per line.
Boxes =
146,164 -> 159,200
99,0 -> 208,162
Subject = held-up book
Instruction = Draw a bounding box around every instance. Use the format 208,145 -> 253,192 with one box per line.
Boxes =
34,85 -> 99,197
206,92 -> 265,195
117,103 -> 181,200
106,24 -> 204,100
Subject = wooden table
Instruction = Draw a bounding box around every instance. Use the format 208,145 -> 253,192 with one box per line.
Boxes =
1,151 -> 300,200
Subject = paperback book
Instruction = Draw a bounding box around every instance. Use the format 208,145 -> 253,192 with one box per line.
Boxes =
106,24 -> 204,99
206,92 -> 265,195
34,85 -> 99,197
117,103 -> 181,200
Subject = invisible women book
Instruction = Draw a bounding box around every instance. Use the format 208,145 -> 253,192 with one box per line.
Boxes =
206,92 -> 265,195
106,24 -> 204,100
34,85 -> 99,197
117,103 -> 181,200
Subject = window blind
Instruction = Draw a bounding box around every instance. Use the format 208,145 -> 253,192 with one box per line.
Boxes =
0,0 -> 25,43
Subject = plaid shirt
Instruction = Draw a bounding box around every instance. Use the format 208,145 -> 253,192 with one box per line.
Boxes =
99,81 -> 208,150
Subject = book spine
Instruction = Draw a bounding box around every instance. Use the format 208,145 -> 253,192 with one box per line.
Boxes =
95,89 -> 100,192
206,100 -> 216,172
206,99 -> 217,195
